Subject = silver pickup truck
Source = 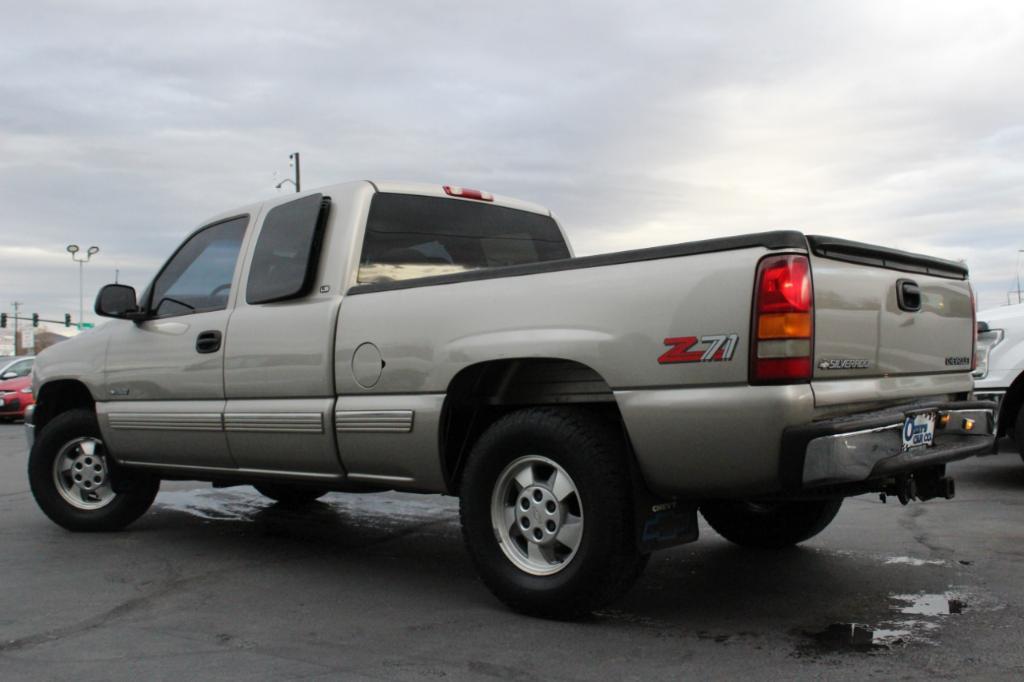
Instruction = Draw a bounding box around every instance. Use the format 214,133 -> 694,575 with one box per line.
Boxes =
27,180 -> 995,618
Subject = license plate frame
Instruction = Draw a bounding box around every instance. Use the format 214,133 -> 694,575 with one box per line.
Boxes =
902,412 -> 936,452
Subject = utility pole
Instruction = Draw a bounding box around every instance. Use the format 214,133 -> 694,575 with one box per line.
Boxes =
1016,250 -> 1024,304
12,301 -> 21,355
291,152 -> 301,192
274,152 -> 302,193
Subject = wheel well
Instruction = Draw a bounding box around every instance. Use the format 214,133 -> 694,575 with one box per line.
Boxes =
439,358 -> 624,493
994,371 -> 1024,439
33,380 -> 95,435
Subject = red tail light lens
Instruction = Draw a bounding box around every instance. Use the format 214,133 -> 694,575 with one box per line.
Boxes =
751,254 -> 813,384
757,256 -> 811,313
443,185 -> 494,201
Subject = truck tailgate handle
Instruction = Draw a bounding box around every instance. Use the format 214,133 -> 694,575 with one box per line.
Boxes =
897,279 -> 922,312
195,330 -> 223,354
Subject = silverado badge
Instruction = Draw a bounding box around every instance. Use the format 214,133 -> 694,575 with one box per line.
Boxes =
818,358 -> 870,370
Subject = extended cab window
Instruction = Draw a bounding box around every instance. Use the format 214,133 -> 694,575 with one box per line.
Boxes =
246,194 -> 330,304
358,193 -> 570,284
150,216 -> 248,317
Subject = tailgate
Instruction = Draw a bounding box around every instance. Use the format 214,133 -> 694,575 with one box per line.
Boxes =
807,236 -> 974,380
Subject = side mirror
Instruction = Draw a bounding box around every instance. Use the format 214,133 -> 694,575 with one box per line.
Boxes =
95,284 -> 144,320
0,371 -> 15,380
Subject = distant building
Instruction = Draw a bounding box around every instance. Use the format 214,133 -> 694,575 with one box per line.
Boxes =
33,330 -> 72,354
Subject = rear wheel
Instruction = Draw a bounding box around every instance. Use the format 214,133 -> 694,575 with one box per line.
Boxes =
253,483 -> 328,506
700,498 -> 843,549
28,409 -> 160,532
459,407 -> 648,619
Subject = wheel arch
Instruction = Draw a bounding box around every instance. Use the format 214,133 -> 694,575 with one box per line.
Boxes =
438,357 -> 634,493
32,380 -> 97,437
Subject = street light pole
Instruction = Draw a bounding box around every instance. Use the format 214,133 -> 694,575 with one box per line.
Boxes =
67,245 -> 99,330
290,152 -> 300,193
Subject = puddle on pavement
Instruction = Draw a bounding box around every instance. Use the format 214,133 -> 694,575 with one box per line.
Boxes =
882,556 -> 946,566
798,591 -> 973,656
155,487 -> 457,527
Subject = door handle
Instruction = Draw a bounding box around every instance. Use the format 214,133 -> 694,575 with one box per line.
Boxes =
196,330 -> 223,354
896,279 -> 922,312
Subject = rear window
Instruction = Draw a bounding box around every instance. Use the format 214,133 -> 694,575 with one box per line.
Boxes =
358,193 -> 569,284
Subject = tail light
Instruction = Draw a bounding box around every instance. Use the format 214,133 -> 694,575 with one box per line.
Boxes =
751,254 -> 813,383
970,285 -> 977,372
443,185 -> 493,202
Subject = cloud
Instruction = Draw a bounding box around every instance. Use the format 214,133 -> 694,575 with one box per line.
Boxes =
1,0 -> 1023,320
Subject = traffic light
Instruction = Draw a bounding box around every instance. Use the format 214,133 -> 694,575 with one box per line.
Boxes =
0,313 -> 6,328
31,313 -> 39,327
64,313 -> 71,328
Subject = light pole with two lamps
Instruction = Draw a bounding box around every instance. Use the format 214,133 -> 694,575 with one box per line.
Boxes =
66,244 -> 99,330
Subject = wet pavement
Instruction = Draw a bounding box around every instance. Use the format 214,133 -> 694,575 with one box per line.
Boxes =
1,422 -> 1022,679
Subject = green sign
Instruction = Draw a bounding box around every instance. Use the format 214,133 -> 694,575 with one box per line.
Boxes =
78,322 -> 95,330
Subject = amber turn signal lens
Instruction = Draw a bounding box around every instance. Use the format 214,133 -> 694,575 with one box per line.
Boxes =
757,312 -> 812,340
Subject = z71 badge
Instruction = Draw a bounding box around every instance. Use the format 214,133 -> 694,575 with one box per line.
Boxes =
659,334 -> 739,364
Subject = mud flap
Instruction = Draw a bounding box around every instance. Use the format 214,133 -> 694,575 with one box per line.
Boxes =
635,498 -> 699,552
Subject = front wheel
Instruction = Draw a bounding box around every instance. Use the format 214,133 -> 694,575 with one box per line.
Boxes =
700,498 -> 843,549
459,407 -> 648,619
28,409 -> 160,532
1013,403 -> 1024,464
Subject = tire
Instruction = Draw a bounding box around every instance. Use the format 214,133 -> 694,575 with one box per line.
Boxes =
459,407 -> 648,619
28,408 -> 160,532
1014,404 -> 1024,464
700,498 -> 843,549
253,483 -> 328,506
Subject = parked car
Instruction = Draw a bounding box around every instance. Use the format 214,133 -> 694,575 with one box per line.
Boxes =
26,181 -> 994,618
972,305 -> 1024,460
0,355 -> 34,381
0,373 -> 35,421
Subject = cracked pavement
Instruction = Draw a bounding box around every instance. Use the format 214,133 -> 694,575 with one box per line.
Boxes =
1,422 -> 1022,680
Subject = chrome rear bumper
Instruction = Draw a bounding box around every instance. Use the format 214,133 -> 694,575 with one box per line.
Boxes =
781,401 -> 996,490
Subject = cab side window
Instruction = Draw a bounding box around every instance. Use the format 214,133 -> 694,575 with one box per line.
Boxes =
150,217 -> 248,317
246,194 -> 331,304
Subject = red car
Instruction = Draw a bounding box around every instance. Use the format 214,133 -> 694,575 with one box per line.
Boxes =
0,373 -> 35,421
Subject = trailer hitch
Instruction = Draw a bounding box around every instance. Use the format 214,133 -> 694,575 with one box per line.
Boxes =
879,467 -> 955,505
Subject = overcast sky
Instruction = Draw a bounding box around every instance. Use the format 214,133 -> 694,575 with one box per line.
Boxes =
2,0 -> 1023,336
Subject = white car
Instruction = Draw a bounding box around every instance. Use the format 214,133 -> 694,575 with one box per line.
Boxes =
973,305 -> 1024,460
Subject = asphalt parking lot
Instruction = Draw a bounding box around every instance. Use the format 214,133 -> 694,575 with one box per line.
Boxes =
1,421 -> 1022,680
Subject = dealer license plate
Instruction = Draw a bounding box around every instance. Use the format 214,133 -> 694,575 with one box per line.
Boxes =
902,412 -> 936,451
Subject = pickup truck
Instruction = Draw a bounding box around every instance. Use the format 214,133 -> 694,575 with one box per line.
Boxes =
26,180 -> 995,618
972,304 -> 1024,461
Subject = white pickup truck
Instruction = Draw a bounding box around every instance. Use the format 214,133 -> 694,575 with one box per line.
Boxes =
26,180 -> 995,618
972,304 -> 1024,461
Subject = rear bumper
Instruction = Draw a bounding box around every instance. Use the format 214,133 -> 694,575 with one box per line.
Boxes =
780,400 -> 996,491
971,390 -> 1005,434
